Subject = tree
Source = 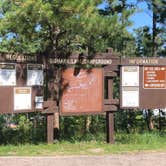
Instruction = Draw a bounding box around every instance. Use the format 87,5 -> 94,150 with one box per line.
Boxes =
137,0 -> 166,56
0,0 -> 131,56
135,26 -> 153,57
99,0 -> 136,56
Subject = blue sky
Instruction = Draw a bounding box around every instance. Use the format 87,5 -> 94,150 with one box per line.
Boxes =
128,1 -> 152,32
98,0 -> 152,33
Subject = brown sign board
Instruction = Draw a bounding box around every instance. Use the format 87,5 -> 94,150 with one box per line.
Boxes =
61,68 -> 103,115
0,63 -> 43,114
120,61 -> 166,109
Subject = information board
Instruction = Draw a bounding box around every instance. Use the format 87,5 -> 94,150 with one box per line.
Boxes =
61,68 -> 103,114
144,66 -> 166,89
14,87 -> 31,110
0,64 -> 16,86
27,64 -> 43,86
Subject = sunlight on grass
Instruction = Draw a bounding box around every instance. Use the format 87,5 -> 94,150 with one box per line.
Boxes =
0,133 -> 165,156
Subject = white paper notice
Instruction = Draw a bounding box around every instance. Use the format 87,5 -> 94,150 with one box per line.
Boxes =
35,96 -> 43,109
122,66 -> 139,86
0,64 -> 16,86
27,64 -> 43,86
14,87 -> 31,110
122,87 -> 139,107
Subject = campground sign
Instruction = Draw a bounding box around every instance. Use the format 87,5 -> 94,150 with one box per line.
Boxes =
1,53 -> 166,113
1,51 -> 166,144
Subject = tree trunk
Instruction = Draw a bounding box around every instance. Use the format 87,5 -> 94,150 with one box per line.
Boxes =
146,109 -> 154,131
84,116 -> 91,133
152,0 -> 157,56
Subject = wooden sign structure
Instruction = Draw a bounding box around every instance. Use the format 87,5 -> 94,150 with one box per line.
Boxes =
121,57 -> 166,109
0,53 -> 44,114
0,49 -> 120,144
4,52 -> 166,143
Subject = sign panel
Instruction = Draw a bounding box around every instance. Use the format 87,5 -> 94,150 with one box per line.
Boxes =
0,53 -> 37,63
122,87 -> 139,107
144,66 -> 166,89
27,64 -> 43,86
14,87 -> 31,110
122,66 -> 139,86
0,64 -> 16,86
61,68 -> 103,114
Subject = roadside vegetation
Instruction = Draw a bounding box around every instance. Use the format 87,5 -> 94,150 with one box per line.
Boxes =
0,112 -> 165,156
0,132 -> 165,156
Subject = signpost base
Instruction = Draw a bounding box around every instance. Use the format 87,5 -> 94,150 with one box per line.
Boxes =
46,113 -> 54,144
106,111 -> 115,144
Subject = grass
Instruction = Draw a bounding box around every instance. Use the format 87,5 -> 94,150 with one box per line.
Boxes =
0,132 -> 166,156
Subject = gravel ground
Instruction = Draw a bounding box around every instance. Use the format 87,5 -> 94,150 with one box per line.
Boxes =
0,152 -> 165,166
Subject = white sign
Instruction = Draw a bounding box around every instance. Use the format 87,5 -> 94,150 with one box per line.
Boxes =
27,64 -> 43,86
122,87 -> 139,107
122,66 -> 139,86
0,64 -> 16,86
14,87 -> 31,110
35,96 -> 43,109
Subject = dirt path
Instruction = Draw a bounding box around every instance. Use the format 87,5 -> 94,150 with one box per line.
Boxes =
0,152 -> 165,166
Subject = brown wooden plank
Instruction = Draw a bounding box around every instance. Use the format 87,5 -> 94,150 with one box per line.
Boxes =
104,99 -> 119,105
104,105 -> 118,111
104,71 -> 118,77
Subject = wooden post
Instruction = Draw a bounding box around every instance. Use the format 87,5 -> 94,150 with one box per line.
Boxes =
47,113 -> 54,143
106,78 -> 115,144
106,111 -> 115,143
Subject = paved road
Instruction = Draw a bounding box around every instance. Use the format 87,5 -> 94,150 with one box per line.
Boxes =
0,152 -> 165,166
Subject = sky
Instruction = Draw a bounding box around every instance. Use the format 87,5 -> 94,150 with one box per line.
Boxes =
98,0 -> 152,33
128,1 -> 152,33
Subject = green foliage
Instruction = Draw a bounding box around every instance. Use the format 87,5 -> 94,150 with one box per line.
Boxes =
0,132 -> 165,156
59,115 -> 106,142
99,0 -> 136,55
0,0 -> 131,55
115,132 -> 166,145
0,113 -> 46,145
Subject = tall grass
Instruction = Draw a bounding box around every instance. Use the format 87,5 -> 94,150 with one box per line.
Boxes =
115,132 -> 166,144
0,132 -> 165,156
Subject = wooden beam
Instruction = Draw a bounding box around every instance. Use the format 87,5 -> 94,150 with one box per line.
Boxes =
105,78 -> 115,144
104,105 -> 118,111
104,99 -> 119,105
